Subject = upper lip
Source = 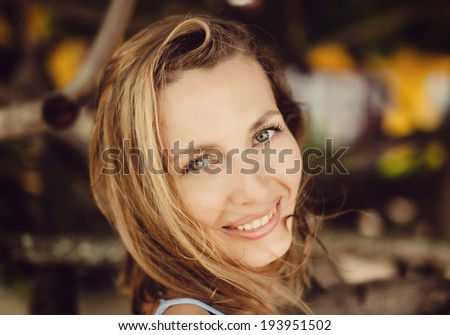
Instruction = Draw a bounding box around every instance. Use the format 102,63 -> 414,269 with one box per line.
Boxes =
222,199 -> 279,228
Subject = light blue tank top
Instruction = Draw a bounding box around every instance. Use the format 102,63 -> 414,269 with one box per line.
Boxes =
155,298 -> 225,315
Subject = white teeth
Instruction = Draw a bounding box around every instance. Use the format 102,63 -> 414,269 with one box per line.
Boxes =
233,205 -> 276,231
251,219 -> 261,229
261,215 -> 269,225
243,223 -> 253,230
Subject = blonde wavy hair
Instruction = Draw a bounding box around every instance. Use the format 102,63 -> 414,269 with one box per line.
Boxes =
89,13 -> 315,315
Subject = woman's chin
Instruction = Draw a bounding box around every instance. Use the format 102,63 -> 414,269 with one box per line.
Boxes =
245,233 -> 293,269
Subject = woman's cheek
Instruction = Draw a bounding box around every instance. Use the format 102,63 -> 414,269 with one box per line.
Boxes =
273,134 -> 302,177
178,177 -> 224,227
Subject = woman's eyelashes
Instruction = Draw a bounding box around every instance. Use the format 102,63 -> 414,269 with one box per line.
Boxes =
252,123 -> 283,147
181,154 -> 219,175
181,123 -> 284,175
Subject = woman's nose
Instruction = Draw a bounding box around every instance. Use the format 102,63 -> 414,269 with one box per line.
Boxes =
225,149 -> 272,206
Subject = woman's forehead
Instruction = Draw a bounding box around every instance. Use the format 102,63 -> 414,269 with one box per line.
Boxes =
159,55 -> 279,148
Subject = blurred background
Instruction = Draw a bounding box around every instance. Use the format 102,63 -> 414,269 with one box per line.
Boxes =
0,0 -> 449,314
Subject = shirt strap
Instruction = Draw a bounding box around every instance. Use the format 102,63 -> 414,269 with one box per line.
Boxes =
155,298 -> 225,315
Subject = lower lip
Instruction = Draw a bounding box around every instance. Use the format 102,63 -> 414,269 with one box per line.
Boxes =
223,201 -> 281,240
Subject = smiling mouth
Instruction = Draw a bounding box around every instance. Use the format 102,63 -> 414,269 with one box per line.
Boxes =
225,206 -> 276,231
222,201 -> 281,240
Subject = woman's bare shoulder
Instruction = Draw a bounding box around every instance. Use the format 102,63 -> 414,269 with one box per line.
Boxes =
163,304 -> 211,315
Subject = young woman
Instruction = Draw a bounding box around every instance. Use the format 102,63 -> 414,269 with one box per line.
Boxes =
89,13 -> 316,315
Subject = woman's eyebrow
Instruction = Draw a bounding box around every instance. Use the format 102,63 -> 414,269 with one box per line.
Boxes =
249,110 -> 281,133
170,110 -> 282,159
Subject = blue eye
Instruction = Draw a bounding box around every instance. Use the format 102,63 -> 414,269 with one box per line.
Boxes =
254,129 -> 274,143
182,154 -> 218,175
189,157 -> 204,172
252,123 -> 282,146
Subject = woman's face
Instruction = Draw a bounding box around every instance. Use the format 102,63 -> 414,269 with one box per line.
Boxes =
160,55 -> 302,268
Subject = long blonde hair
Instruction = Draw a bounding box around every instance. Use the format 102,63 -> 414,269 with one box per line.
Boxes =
89,13 -> 315,314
